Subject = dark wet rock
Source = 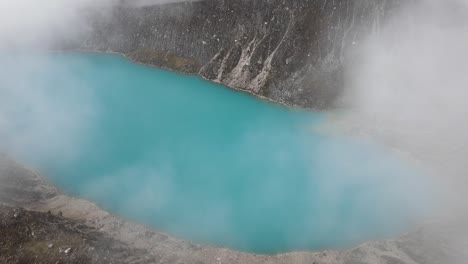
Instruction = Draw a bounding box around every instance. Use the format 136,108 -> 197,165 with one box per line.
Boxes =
0,157 -> 58,206
0,205 -> 157,264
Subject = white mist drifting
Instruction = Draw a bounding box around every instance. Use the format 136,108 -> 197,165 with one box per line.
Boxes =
0,0 -> 96,48
0,0 -> 466,255
0,0 -> 198,160
334,0 -> 468,218
0,54 -> 97,165
0,0 -> 195,48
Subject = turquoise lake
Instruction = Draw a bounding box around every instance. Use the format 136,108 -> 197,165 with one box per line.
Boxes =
0,52 -> 430,253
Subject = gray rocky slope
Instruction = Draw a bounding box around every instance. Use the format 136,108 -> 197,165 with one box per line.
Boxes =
64,0 -> 403,108
1,156 -> 467,264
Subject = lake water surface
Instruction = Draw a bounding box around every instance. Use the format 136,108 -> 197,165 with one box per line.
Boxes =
0,52 -> 430,253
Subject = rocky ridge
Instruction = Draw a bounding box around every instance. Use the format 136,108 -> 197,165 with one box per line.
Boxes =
65,0 -> 403,108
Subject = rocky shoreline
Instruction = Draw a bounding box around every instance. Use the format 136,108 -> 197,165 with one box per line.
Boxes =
0,155 -> 464,264
60,0 -> 405,109
55,49 -> 308,110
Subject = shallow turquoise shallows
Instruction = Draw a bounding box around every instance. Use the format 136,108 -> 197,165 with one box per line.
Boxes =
0,52 -> 429,253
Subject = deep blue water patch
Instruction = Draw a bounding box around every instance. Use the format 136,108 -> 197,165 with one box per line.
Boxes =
0,52 -> 430,253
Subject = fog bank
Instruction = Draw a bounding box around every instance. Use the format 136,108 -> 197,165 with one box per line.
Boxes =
0,0 -> 197,48
333,0 -> 468,218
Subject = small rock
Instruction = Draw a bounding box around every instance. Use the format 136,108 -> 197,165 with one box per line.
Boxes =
48,244 -> 54,249
64,247 -> 72,254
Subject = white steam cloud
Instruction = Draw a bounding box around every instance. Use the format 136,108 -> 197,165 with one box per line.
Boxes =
0,0 -> 195,48
333,0 -> 468,218
0,0 -> 199,161
0,53 -> 97,165
0,0 -> 99,48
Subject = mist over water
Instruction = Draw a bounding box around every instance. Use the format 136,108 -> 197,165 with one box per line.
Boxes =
1,0 -> 466,257
336,0 -> 468,220
0,52 -> 97,164
0,52 -> 431,253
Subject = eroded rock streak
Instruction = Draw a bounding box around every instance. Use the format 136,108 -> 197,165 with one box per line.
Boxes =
72,0 -> 402,108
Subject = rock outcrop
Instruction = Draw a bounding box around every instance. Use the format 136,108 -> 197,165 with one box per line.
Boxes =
67,0 -> 403,108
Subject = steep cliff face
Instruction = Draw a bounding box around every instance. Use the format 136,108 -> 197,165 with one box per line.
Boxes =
73,0 -> 402,108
